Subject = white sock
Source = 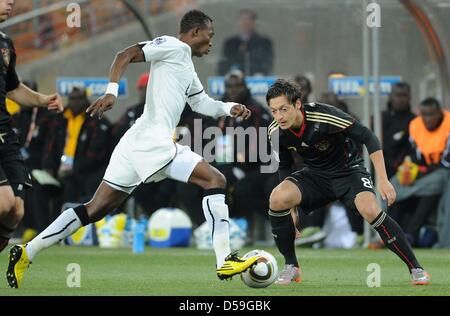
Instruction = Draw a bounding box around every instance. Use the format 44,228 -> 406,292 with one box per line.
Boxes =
26,208 -> 83,261
202,194 -> 231,268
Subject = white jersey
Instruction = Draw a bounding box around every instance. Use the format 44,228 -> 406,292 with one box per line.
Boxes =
135,35 -> 234,137
106,35 -> 236,187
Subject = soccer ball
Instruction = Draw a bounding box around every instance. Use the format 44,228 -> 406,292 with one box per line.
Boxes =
240,249 -> 278,288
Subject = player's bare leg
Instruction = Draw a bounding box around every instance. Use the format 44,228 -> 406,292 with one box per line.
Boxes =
355,191 -> 430,285
7,181 -> 129,288
1,197 -> 24,230
188,159 -> 260,279
269,180 -> 302,284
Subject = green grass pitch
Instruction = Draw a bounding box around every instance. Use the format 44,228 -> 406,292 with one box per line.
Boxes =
0,246 -> 449,296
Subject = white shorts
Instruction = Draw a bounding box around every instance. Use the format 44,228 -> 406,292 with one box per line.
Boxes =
103,142 -> 203,194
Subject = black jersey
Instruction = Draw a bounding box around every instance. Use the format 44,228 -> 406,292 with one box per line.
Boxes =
269,102 -> 379,178
0,31 -> 20,127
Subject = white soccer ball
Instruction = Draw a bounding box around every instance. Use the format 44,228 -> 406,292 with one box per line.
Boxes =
240,249 -> 278,288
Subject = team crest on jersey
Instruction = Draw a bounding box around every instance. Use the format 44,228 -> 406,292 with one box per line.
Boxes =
314,140 -> 331,151
1,48 -> 10,67
151,37 -> 166,46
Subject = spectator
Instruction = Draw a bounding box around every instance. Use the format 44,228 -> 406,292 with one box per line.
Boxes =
390,97 -> 450,247
382,82 -> 416,179
55,87 -> 111,207
294,75 -> 312,104
218,10 -> 273,76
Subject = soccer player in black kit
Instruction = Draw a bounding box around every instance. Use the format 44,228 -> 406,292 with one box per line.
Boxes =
0,0 -> 63,252
266,79 -> 430,285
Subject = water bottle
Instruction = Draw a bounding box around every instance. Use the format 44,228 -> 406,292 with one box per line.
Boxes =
133,220 -> 146,254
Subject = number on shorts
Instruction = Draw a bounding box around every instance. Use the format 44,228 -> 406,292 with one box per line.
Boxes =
361,177 -> 373,189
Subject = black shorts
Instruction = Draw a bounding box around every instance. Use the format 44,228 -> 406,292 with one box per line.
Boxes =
285,167 -> 375,214
0,128 -> 32,199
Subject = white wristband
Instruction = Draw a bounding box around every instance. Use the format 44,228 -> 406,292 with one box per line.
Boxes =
105,82 -> 119,97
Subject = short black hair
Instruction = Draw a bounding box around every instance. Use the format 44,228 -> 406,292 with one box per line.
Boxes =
392,82 -> 411,94
179,10 -> 212,34
420,97 -> 441,109
266,79 -> 303,106
69,86 -> 87,98
240,9 -> 257,20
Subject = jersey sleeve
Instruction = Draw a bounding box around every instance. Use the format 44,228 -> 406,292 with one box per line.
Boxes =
6,44 -> 20,92
138,36 -> 183,62
346,120 -> 381,154
187,73 -> 234,118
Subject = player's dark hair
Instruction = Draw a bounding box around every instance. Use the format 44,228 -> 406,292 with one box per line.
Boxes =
266,79 -> 303,106
392,81 -> 411,94
420,97 -> 441,109
179,10 -> 212,34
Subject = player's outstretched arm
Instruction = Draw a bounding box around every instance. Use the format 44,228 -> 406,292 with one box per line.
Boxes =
7,83 -> 63,113
188,89 -> 251,120
87,44 -> 145,119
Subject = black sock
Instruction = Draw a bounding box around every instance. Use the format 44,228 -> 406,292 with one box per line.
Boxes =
371,211 -> 422,272
203,188 -> 226,197
269,209 -> 298,267
74,205 -> 90,226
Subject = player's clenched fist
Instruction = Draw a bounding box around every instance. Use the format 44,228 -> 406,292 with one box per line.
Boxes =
231,104 -> 251,120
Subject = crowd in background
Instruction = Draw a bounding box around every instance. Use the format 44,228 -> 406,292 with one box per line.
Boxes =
7,9 -> 449,249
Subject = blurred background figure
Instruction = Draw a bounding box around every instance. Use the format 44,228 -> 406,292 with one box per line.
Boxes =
390,97 -> 450,248
218,9 -> 273,76
294,75 -> 313,104
382,82 -> 416,179
55,87 -> 110,208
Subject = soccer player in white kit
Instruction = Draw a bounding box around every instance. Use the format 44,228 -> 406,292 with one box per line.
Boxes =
7,10 -> 260,288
